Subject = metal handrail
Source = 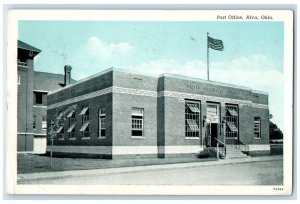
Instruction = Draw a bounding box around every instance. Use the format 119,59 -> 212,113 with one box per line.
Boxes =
213,137 -> 226,158
214,137 -> 226,147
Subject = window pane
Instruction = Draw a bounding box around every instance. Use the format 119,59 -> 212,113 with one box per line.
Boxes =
101,129 -> 106,137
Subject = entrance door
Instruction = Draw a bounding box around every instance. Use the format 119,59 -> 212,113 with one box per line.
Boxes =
210,123 -> 218,147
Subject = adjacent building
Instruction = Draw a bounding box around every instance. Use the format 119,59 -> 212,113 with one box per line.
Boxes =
47,68 -> 270,159
17,40 -> 75,153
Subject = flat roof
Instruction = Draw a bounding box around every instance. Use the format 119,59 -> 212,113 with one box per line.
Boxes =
48,67 -> 268,96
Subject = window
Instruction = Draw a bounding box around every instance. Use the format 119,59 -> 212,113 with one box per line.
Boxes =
67,110 -> 76,139
33,115 -> 36,129
185,101 -> 200,138
80,122 -> 90,138
254,117 -> 261,138
42,116 -> 47,129
99,108 -> 106,138
225,105 -> 239,141
41,116 -> 47,134
18,74 -> 21,85
131,108 -> 144,137
34,92 -> 47,105
79,106 -> 89,122
56,126 -> 64,139
67,124 -> 76,139
79,106 -> 90,138
67,110 -> 76,124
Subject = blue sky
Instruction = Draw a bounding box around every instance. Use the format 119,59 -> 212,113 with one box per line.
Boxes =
19,21 -> 284,130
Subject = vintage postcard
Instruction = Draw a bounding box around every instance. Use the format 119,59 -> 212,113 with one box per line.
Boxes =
6,9 -> 293,195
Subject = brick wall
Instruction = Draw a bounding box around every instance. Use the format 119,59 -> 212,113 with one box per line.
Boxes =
17,58 -> 34,151
113,71 -> 157,91
47,94 -> 112,151
157,77 -> 165,157
162,75 -> 269,148
17,66 -> 28,132
239,106 -> 269,145
112,93 -> 157,146
112,71 -> 158,158
32,107 -> 47,135
48,70 -> 113,105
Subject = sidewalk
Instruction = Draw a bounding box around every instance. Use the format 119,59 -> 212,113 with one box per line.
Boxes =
18,155 -> 283,183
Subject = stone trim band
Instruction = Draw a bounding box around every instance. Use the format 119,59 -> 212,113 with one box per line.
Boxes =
48,86 -> 268,110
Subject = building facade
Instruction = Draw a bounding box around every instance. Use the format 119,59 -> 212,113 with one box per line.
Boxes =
47,69 -> 270,159
17,40 -> 75,153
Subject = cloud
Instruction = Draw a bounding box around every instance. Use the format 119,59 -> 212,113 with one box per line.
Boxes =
67,36 -> 135,79
129,55 -> 282,86
129,55 -> 284,130
85,36 -> 134,60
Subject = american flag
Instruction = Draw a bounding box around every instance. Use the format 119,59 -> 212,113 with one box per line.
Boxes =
208,36 -> 224,51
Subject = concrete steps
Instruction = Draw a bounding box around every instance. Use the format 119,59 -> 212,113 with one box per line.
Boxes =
207,146 -> 249,159
225,146 -> 249,159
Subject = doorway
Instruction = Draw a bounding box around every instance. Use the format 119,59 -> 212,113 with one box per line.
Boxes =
210,123 -> 218,147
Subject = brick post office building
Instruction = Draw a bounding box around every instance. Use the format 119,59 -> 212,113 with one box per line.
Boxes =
47,68 -> 270,159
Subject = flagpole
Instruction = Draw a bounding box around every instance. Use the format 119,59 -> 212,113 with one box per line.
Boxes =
207,32 -> 209,81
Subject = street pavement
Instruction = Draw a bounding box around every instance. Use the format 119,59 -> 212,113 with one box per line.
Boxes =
18,155 -> 283,185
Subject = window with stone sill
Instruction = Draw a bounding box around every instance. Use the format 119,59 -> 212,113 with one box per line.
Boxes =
254,117 -> 261,139
185,101 -> 200,138
99,108 -> 106,138
132,108 -> 144,137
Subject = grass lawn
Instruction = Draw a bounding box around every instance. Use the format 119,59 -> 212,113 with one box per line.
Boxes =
17,153 -> 216,174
